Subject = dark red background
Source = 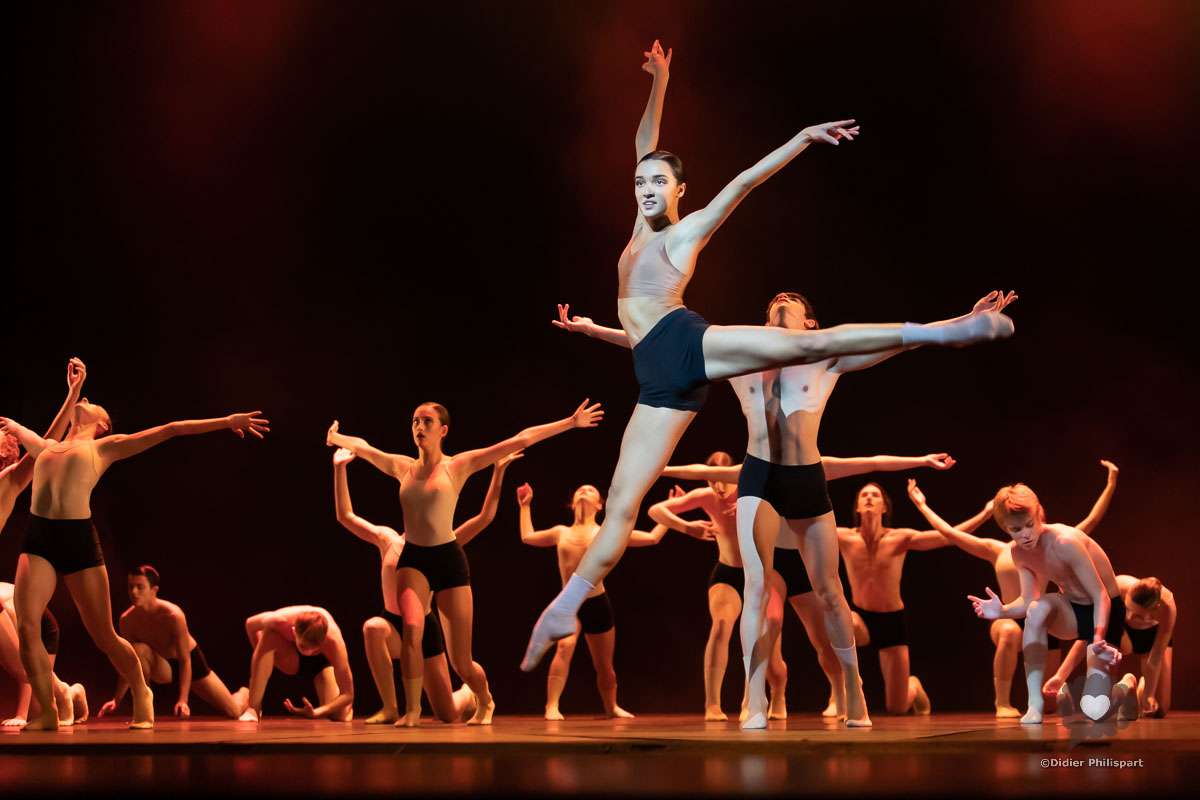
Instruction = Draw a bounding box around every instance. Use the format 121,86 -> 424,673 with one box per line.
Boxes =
8,1 -> 1197,717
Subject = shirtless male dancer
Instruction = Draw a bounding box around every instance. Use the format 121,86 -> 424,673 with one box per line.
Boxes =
1,581 -> 86,726
518,481 -> 677,720
336,447 -> 519,724
911,481 -> 1125,724
1049,574 -> 1175,718
918,460 -> 1118,717
240,606 -> 354,722
662,450 -> 961,722
1,381 -> 269,730
97,565 -> 248,720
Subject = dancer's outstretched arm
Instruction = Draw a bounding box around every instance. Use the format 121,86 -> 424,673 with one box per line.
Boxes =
327,421 -> 409,478
905,479 -> 995,551
661,463 -> 741,483
94,412 -> 269,466
970,566 -> 1041,621
635,39 -> 671,160
551,304 -> 631,348
452,400 -> 603,478
455,451 -> 522,545
908,482 -> 1000,562
630,486 -> 688,545
1076,460 -> 1119,535
285,641 -> 354,720
647,488 -> 719,540
332,449 -> 396,549
516,484 -> 563,547
0,358 -> 85,488
670,119 -> 858,249
1140,592 -> 1176,709
823,452 -> 956,482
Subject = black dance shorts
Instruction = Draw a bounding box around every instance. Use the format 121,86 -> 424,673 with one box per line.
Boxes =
632,307 -> 711,412
21,516 -> 104,575
773,547 -> 814,598
707,562 -> 745,601
852,603 -> 908,649
578,593 -> 615,635
738,456 -> 833,520
295,651 -> 332,681
380,607 -> 446,659
167,645 -> 213,681
41,609 -> 60,656
1071,595 -> 1127,645
397,540 -> 471,593
1126,624 -> 1173,655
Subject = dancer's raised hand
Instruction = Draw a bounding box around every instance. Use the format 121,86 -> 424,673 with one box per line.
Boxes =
967,587 -> 1004,619
516,482 -> 533,506
228,412 -> 270,440
907,478 -> 927,506
570,399 -> 604,428
801,119 -> 859,146
551,304 -> 594,335
641,39 -> 672,78
67,357 -> 87,393
333,447 -> 355,466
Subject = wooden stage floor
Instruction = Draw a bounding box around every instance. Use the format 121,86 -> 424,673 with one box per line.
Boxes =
2,712 -> 1197,797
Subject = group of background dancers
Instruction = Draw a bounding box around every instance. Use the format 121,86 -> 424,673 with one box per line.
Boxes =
0,41 -> 1176,732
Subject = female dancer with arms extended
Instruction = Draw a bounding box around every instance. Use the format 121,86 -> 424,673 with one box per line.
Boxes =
334,446 -> 520,724
328,399 -> 602,725
523,41 -> 1016,670
0,395 -> 268,730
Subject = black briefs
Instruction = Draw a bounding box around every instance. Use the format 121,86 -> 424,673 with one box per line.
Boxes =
1126,624 -> 1173,655
41,609 -> 60,656
707,561 -> 745,601
380,607 -> 446,659
632,307 -> 711,412
295,651 -> 332,682
167,645 -> 212,681
21,516 -> 104,575
773,547 -> 814,598
738,456 -> 833,520
578,592 -> 615,635
1071,594 -> 1127,645
397,540 -> 471,593
852,603 -> 908,649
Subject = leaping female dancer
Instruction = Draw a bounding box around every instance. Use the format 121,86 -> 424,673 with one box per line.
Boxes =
522,40 -> 1015,672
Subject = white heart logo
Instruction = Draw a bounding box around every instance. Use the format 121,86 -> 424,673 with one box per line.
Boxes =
1079,694 -> 1111,721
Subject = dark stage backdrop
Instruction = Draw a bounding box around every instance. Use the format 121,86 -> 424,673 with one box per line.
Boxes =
8,1 -> 1197,717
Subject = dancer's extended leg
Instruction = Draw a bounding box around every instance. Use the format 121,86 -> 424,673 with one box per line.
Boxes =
736,496 -> 780,730
1020,596 -> 1077,724
63,566 -> 153,729
545,633 -> 578,720
700,309 -> 1014,383
395,569 -> 430,727
437,586 -> 493,725
990,619 -> 1022,718
584,629 -> 634,719
791,512 -> 870,727
704,584 -> 741,721
790,593 -> 845,718
522,405 -> 694,671
13,555 -> 59,731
